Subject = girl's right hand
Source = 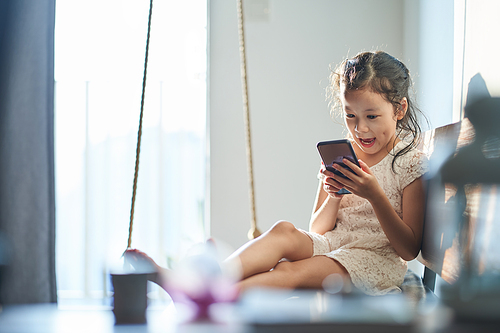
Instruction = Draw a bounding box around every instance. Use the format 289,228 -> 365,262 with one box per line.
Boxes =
319,166 -> 345,199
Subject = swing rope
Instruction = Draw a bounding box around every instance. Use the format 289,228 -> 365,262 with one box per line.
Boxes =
127,0 -> 154,250
237,0 -> 261,240
126,0 -> 259,247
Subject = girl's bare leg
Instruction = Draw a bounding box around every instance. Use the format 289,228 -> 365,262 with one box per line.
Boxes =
238,256 -> 350,291
224,221 -> 315,280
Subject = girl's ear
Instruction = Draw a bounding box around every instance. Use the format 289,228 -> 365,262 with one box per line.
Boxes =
396,97 -> 408,120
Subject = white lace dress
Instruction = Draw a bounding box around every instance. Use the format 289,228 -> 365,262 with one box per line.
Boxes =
304,142 -> 428,295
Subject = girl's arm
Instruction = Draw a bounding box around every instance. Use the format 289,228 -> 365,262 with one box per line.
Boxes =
368,177 -> 424,260
333,159 -> 424,261
309,168 -> 343,235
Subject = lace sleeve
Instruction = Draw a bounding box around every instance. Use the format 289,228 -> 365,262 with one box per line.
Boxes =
398,149 -> 428,190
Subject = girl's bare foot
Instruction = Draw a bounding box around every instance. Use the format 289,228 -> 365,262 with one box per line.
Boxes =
124,249 -> 169,290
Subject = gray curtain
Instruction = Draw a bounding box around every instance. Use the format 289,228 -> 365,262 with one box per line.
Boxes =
0,0 -> 57,304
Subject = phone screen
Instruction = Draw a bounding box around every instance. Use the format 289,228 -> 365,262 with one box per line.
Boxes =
316,139 -> 359,180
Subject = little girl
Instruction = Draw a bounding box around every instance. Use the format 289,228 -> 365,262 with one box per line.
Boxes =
128,50 -> 428,296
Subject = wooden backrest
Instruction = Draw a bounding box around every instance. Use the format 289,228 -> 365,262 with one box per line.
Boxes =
417,102 -> 500,286
417,119 -> 475,284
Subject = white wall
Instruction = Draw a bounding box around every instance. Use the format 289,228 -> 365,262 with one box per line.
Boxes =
403,0 -> 455,130
209,0 -> 406,250
208,0 -> 500,289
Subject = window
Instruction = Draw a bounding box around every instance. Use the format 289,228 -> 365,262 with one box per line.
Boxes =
54,0 -> 207,303
454,0 -> 500,120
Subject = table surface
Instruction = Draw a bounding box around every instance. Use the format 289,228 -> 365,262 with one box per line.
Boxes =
1,289 -> 499,333
0,302 -> 248,333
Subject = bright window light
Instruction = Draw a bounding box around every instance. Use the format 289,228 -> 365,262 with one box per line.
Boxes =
54,0 -> 207,302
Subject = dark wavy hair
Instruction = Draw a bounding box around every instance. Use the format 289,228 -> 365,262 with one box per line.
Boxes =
327,51 -> 428,171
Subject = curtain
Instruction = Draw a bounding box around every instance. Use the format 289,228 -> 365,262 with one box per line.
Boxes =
0,0 -> 56,304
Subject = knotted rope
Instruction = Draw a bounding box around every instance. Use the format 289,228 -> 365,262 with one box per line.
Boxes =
127,0 -> 153,250
237,0 -> 261,240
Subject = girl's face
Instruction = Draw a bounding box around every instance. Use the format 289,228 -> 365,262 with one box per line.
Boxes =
340,87 -> 406,163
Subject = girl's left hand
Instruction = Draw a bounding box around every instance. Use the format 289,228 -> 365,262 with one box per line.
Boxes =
332,159 -> 384,200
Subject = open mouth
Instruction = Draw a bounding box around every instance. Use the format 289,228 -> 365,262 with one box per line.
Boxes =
359,138 -> 376,147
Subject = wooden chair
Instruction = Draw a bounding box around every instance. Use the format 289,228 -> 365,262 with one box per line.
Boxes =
406,96 -> 500,322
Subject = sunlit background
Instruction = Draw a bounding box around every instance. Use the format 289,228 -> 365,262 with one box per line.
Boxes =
52,0 -> 500,303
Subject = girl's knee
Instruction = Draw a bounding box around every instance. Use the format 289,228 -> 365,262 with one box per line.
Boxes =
269,220 -> 297,235
265,220 -> 313,260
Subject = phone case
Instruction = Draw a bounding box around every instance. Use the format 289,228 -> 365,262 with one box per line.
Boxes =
317,139 -> 359,177
316,140 -> 359,195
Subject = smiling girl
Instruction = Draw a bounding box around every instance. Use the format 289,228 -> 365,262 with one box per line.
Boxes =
221,51 -> 429,295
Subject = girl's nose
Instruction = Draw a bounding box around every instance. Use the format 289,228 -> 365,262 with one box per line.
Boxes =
355,121 -> 369,133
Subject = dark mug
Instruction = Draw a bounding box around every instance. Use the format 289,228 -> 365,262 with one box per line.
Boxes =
111,273 -> 149,324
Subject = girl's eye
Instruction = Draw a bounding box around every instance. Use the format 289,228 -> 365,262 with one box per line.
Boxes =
345,114 -> 355,119
367,115 -> 378,120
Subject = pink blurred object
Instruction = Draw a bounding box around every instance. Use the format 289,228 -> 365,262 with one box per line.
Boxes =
165,247 -> 239,321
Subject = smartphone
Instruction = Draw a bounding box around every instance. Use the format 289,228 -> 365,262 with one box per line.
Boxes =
316,139 -> 360,194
